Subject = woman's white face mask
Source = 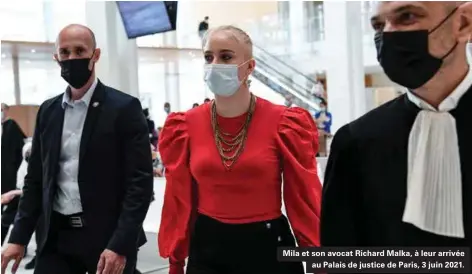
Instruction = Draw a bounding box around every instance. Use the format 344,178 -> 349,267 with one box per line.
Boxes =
204,59 -> 252,97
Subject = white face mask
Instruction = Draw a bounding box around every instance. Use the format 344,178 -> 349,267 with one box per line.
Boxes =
204,60 -> 251,97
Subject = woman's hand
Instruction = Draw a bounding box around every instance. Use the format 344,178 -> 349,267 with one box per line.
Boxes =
153,168 -> 163,177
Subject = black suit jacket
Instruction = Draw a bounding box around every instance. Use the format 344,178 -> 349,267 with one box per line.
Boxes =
1,119 -> 25,194
9,81 -> 154,256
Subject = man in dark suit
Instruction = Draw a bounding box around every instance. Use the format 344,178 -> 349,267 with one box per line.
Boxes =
1,24 -> 153,274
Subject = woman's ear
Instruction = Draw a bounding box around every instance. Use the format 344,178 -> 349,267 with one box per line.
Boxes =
248,59 -> 256,75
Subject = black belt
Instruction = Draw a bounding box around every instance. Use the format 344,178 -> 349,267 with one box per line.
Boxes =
53,212 -> 86,229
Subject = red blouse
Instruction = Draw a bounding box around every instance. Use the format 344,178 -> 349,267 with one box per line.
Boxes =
158,97 -> 322,267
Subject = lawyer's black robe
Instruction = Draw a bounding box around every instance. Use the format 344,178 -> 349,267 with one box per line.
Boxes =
1,119 -> 25,194
321,89 -> 471,250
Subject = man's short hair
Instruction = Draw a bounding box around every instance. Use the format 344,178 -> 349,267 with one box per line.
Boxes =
204,16 -> 209,20
56,24 -> 97,50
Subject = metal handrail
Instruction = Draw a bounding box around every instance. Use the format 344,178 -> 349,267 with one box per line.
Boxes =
254,55 -> 324,103
254,56 -> 311,96
253,66 -> 319,111
253,43 -> 316,86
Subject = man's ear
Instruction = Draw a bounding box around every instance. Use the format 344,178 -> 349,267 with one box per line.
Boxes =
453,2 -> 472,43
53,54 -> 60,65
93,48 -> 101,62
89,48 -> 101,70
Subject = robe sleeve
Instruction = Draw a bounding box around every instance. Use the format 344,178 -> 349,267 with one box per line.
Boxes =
276,107 -> 322,247
320,124 -> 362,246
157,112 -> 194,273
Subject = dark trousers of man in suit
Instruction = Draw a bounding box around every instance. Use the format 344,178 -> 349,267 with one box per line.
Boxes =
34,212 -> 137,274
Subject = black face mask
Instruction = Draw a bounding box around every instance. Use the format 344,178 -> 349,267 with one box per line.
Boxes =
375,8 -> 459,89
59,53 -> 95,89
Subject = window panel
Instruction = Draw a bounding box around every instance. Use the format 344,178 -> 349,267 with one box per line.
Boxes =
138,59 -> 167,127
0,55 -> 16,105
18,59 -> 65,105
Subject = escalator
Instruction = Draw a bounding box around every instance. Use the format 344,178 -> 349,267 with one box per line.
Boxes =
251,44 -> 323,112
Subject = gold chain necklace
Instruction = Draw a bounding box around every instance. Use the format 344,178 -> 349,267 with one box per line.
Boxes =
211,94 -> 256,170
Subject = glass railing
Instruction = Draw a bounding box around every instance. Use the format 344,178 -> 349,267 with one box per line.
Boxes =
253,43 -> 318,90
255,56 -> 311,97
252,67 -> 319,112
252,57 -> 321,111
253,43 -> 326,109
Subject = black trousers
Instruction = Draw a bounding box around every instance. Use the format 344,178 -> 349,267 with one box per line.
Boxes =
1,196 -> 20,245
187,213 -> 304,274
34,212 -> 137,274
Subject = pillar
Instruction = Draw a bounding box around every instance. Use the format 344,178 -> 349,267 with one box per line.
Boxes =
42,2 -> 55,42
288,1 -> 310,92
175,1 -> 199,48
289,1 -> 305,55
12,55 -> 21,104
164,61 -> 181,112
85,2 -> 139,98
324,1 -> 366,134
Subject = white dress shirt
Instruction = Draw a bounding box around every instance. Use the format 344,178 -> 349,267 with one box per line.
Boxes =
403,54 -> 472,238
53,78 -> 98,215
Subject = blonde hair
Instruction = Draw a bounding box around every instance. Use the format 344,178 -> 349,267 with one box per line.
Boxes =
202,25 -> 253,58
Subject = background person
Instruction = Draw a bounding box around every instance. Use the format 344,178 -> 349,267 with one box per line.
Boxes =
1,103 -> 26,209
0,138 -> 28,206
198,16 -> 209,39
1,103 -> 26,245
164,102 -> 171,115
143,108 -> 158,149
314,100 -> 332,157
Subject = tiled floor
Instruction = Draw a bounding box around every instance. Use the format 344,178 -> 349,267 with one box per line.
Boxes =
8,232 -> 169,274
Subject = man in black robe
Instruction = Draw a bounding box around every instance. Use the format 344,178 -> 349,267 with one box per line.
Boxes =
321,1 -> 472,251
1,103 -> 25,196
1,103 -> 26,244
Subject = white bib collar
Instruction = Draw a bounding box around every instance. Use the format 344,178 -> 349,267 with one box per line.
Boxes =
402,51 -> 472,238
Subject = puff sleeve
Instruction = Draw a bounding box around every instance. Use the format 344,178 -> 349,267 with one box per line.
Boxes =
276,107 -> 322,247
157,113 -> 195,274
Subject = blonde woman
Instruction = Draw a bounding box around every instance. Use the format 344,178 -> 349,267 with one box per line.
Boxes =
158,26 -> 322,274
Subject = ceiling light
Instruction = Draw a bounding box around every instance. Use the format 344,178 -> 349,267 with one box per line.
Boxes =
25,60 -> 31,64
31,49 -> 36,53
1,54 -> 5,58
